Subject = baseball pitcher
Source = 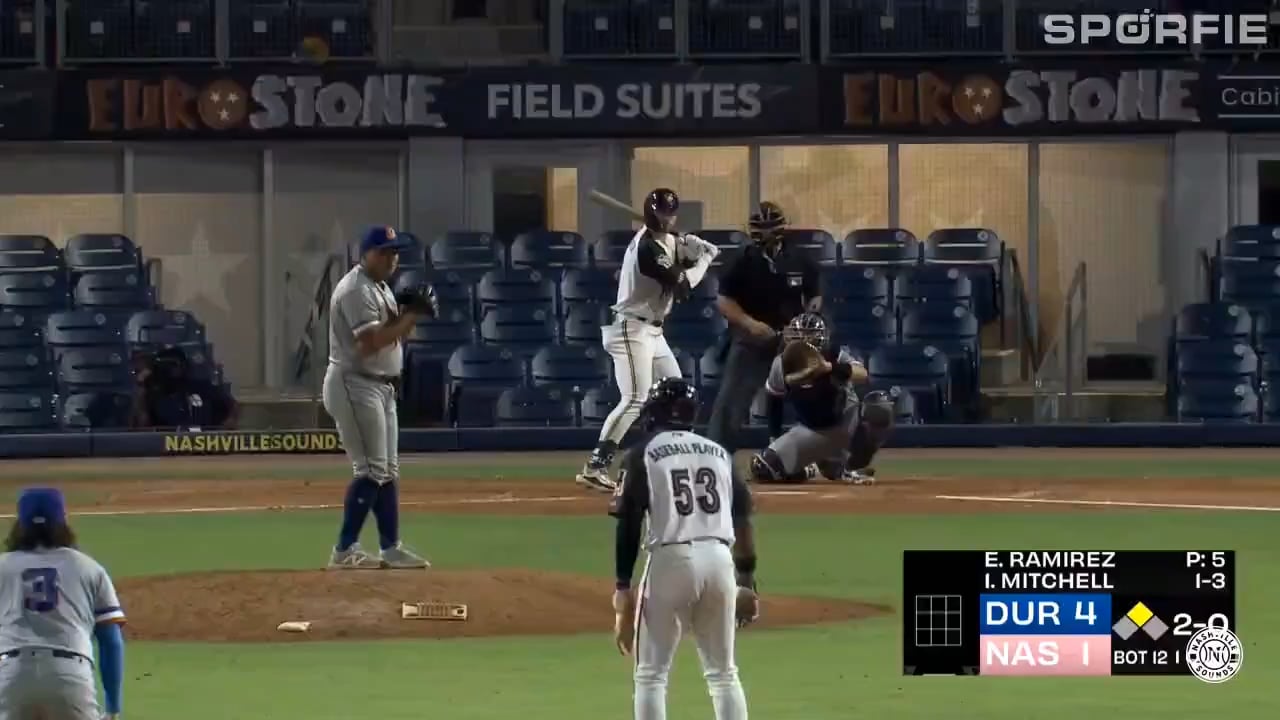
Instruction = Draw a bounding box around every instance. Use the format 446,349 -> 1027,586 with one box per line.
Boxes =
576,188 -> 720,492
325,226 -> 438,570
0,488 -> 126,720
750,313 -> 894,484
610,378 -> 758,720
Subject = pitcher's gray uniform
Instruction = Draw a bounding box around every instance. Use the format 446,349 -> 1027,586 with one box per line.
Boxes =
0,548 -> 125,719
324,266 -> 403,484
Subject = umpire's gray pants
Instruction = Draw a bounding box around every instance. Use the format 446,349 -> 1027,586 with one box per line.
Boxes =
706,338 -> 777,452
323,365 -> 399,485
0,649 -> 99,720
769,401 -> 861,475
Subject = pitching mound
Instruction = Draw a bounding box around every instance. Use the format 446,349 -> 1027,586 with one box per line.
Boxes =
118,569 -> 890,642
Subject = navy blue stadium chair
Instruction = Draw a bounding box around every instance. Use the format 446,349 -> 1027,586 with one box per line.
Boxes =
1252,305 -> 1280,347
1174,303 -> 1252,344
665,302 -> 728,356
0,311 -> 41,350
229,0 -> 296,58
698,348 -> 724,391
563,302 -> 608,345
780,229 -> 837,266
0,349 -> 53,390
690,0 -> 803,58
65,0 -> 134,59
394,268 -> 472,319
0,0 -> 39,63
1176,341 -> 1259,386
64,234 -> 141,272
672,347 -> 697,385
406,308 -> 474,359
821,266 -> 891,307
298,0 -> 372,58
582,384 -> 621,425
900,302 -> 980,419
832,0 -> 1003,56
1222,224 -> 1280,261
496,386 -> 577,427
446,344 -> 525,428
57,346 -> 132,393
0,235 -> 59,272
1177,382 -> 1259,424
72,269 -> 154,310
0,272 -> 70,316
842,229 -> 920,267
430,231 -> 502,281
868,343 -> 950,423
563,0 -> 677,58
0,391 -> 56,431
479,306 -> 556,357
510,231 -> 589,272
1266,382 -> 1280,422
828,302 -> 896,352
124,310 -> 204,350
924,228 -> 1002,323
884,385 -> 918,425
60,391 -> 133,430
477,268 -> 556,315
593,230 -> 636,268
896,266 -> 974,309
45,311 -> 125,355
561,267 -> 619,312
531,344 -> 610,393
1220,261 -> 1280,309
134,0 -> 214,59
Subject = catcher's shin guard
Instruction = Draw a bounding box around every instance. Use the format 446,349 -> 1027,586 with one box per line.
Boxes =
847,391 -> 895,471
750,448 -> 811,484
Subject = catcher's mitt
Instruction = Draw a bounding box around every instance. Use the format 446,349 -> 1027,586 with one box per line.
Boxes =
395,283 -> 439,318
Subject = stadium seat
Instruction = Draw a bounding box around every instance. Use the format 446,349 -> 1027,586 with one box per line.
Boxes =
60,391 -> 133,430
1253,305 -> 1280,347
897,266 -> 975,309
780,229 -> 838,266
1175,341 -> 1259,386
561,267 -> 620,311
664,302 -> 728,356
828,303 -> 896,354
868,343 -> 950,423
1177,382 -> 1259,423
0,235 -> 60,272
900,303 -> 980,419
45,311 -> 125,356
1174,303 -> 1252,348
530,344 -> 609,393
406,309 -> 474,358
0,391 -> 56,431
842,229 -> 920,267
690,0 -> 802,58
1220,261 -> 1280,309
510,231 -> 589,272
477,268 -> 556,314
72,269 -> 155,310
479,306 -> 556,357
57,347 -> 132,393
821,266 -> 891,308
0,349 -> 53,390
133,0 -> 215,59
885,385 -> 918,425
672,347 -> 697,384
446,344 -> 525,427
298,0 -> 372,58
125,310 -> 204,350
495,386 -> 576,427
0,272 -> 70,316
229,0 -> 296,58
563,302 -> 608,345
395,268 -> 472,319
1221,224 -> 1280,261
0,311 -> 42,350
592,230 -> 636,268
698,349 -> 724,391
923,229 -> 1002,323
695,230 -> 748,268
582,384 -> 621,425
430,231 -> 502,281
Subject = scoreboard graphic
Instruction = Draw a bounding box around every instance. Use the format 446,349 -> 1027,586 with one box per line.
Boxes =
903,551 -> 1237,678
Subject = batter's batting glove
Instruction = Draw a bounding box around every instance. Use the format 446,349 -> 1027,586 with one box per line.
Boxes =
396,283 -> 439,318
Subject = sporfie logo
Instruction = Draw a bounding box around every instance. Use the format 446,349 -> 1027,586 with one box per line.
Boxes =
1043,12 -> 1270,47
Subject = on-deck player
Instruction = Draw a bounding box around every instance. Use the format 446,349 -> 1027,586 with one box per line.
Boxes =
750,313 -> 895,485
610,378 -> 758,720
0,487 -> 126,720
576,188 -> 721,492
325,226 -> 435,569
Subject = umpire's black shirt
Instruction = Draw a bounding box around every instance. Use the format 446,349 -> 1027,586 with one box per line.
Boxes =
719,243 -> 820,330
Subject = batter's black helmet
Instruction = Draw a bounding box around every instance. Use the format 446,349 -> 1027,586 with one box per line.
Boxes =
643,188 -> 679,233
641,377 -> 699,431
748,201 -> 788,245
783,312 -> 828,349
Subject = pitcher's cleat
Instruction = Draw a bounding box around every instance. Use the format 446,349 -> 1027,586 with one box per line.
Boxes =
841,468 -> 877,485
327,543 -> 383,569
575,464 -> 616,493
380,542 -> 431,569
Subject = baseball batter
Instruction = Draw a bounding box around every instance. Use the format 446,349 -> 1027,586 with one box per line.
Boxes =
750,313 -> 895,485
610,378 -> 758,720
326,226 -> 437,570
576,188 -> 720,492
0,487 -> 126,720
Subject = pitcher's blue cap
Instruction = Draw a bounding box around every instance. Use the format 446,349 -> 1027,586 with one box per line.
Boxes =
17,488 -> 66,528
360,226 -> 411,255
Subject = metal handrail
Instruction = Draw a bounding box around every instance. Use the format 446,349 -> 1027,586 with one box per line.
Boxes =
1034,261 -> 1088,421
1004,247 -> 1037,380
289,252 -> 344,388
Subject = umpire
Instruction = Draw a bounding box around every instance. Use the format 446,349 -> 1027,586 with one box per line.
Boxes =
707,201 -> 821,453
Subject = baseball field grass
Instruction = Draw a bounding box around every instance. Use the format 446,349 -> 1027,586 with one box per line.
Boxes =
1,449 -> 1275,719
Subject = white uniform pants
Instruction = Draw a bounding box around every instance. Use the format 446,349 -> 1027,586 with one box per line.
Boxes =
0,649 -> 99,720
634,539 -> 748,720
323,366 -> 399,484
598,317 -> 682,445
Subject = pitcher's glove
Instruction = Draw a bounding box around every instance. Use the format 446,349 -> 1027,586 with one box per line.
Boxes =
736,580 -> 760,628
395,283 -> 439,318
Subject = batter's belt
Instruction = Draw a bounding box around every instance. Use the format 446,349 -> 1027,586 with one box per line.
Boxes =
0,649 -> 87,662
610,309 -> 663,328
348,370 -> 401,389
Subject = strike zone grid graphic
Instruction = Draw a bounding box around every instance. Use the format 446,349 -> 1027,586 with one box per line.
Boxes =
914,594 -> 963,647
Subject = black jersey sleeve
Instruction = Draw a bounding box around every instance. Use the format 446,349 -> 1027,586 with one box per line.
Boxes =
636,232 -> 689,294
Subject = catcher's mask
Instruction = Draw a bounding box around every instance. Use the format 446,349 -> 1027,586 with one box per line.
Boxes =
640,377 -> 699,432
748,201 -> 788,249
783,312 -> 828,349
643,188 -> 679,233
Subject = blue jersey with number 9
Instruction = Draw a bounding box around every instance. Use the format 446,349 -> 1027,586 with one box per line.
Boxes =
0,547 -> 125,658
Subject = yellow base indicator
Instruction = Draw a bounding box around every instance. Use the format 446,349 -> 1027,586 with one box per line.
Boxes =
1126,602 -> 1154,627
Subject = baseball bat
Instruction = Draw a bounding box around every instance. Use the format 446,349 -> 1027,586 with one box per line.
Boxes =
587,189 -> 646,224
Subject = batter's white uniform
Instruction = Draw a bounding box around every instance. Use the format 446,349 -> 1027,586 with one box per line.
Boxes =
0,547 -> 125,719
597,229 -> 718,447
611,429 -> 751,720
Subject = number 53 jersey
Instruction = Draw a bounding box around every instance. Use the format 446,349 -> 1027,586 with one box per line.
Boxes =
0,547 -> 125,659
610,429 -> 753,549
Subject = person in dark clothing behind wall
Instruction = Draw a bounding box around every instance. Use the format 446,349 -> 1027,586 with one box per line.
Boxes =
129,346 -> 239,430
706,201 -> 821,454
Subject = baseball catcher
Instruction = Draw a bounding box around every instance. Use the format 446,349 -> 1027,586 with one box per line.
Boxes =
749,312 -> 895,485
